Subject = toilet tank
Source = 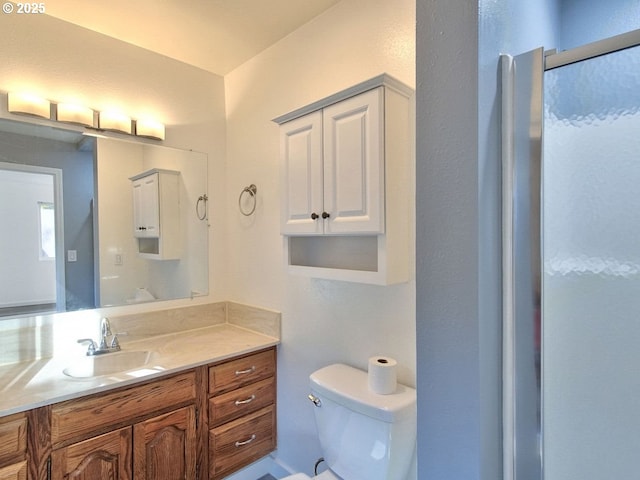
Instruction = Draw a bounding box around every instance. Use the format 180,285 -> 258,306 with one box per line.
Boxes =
309,364 -> 416,480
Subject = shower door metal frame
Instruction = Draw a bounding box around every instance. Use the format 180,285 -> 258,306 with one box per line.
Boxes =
502,27 -> 640,480
545,29 -> 640,70
501,47 -> 544,480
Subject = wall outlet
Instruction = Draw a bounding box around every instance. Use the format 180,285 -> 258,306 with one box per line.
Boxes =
67,250 -> 77,262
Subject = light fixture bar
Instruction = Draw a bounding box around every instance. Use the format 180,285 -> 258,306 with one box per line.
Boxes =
99,111 -> 132,134
5,92 -> 164,140
57,103 -> 95,127
7,92 -> 51,118
136,118 -> 165,140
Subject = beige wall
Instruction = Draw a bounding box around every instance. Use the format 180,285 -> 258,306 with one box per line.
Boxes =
224,0 -> 416,475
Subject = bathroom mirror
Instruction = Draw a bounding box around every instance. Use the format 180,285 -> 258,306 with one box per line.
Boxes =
0,117 -> 208,318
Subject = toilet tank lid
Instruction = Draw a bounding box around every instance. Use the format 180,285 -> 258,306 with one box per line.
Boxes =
310,363 -> 416,423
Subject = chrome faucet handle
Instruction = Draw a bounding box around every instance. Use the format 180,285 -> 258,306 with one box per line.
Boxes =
110,331 -> 128,349
77,338 -> 97,355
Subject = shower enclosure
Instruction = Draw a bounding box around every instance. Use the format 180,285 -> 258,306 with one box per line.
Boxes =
502,29 -> 640,480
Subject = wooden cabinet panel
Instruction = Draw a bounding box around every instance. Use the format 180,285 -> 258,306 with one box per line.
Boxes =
209,406 -> 276,480
51,427 -> 132,480
0,414 -> 27,464
52,371 -> 195,445
26,406 -> 50,480
0,461 -> 27,480
209,377 -> 275,427
209,349 -> 275,395
133,406 -> 196,480
208,347 -> 277,478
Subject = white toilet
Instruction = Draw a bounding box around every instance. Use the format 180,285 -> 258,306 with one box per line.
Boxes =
282,363 -> 417,480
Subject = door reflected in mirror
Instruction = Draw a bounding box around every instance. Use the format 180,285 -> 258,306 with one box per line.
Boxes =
0,118 -> 209,319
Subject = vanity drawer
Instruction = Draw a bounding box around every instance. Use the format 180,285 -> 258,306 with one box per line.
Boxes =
209,405 -> 276,479
209,376 -> 275,426
52,371 -> 196,445
0,413 -> 27,464
209,349 -> 276,394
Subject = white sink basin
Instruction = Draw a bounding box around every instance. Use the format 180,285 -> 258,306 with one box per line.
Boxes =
63,350 -> 154,378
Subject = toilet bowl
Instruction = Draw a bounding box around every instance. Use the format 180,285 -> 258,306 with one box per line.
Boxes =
281,363 -> 416,480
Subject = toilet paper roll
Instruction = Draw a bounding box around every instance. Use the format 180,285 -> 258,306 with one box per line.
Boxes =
368,356 -> 398,394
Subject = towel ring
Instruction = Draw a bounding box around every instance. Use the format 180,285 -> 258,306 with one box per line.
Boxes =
239,184 -> 257,216
196,194 -> 208,220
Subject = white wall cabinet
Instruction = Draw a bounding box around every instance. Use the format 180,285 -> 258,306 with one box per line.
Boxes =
132,172 -> 160,238
129,169 -> 181,260
280,87 -> 384,235
278,111 -> 323,234
274,74 -> 413,285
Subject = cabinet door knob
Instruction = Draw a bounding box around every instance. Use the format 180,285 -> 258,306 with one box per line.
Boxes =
310,212 -> 319,220
322,212 -> 330,219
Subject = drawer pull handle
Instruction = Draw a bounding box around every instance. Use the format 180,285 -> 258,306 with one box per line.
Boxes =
235,394 -> 256,406
235,434 -> 256,447
235,366 -> 256,376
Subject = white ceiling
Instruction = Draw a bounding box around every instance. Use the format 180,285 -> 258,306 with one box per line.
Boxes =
45,0 -> 342,76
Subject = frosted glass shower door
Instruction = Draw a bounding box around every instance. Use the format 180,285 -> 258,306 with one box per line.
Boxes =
542,45 -> 640,479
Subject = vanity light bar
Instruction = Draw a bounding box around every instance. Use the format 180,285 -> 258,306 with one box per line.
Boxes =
135,118 -> 166,140
7,92 -> 51,118
56,103 -> 95,127
5,91 -> 165,140
99,110 -> 133,134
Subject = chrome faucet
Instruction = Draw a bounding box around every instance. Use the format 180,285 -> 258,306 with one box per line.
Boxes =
100,317 -> 113,350
77,318 -> 122,356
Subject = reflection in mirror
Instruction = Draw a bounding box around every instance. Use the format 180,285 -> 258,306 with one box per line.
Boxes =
0,118 -> 208,319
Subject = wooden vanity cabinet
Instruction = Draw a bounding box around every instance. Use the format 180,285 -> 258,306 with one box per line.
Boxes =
208,349 -> 277,480
14,346 -> 277,480
50,371 -> 198,480
0,413 -> 28,480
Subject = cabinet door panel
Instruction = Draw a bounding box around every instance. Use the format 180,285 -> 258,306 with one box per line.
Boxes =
132,173 -> 159,238
51,427 -> 132,480
323,87 -> 384,234
133,406 -> 196,480
0,461 -> 27,480
280,111 -> 324,234
0,414 -> 27,465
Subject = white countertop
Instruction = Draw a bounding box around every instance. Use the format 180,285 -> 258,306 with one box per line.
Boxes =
0,323 -> 279,417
